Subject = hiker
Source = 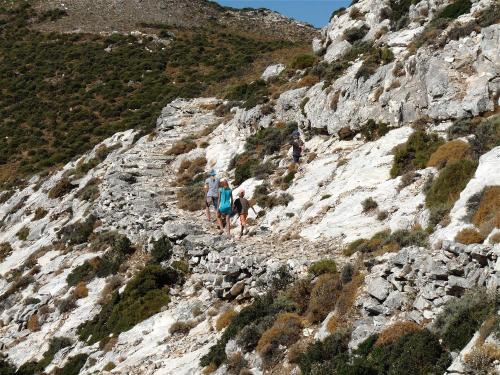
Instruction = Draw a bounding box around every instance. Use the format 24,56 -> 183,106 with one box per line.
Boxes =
233,189 -> 256,239
217,179 -> 234,236
289,130 -> 304,164
204,170 -> 220,222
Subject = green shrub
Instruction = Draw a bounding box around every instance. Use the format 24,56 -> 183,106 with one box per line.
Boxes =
0,242 -> 13,262
16,226 -> 29,241
33,207 -> 48,220
360,119 -> 390,141
330,7 -> 346,20
254,184 -> 293,208
17,336 -> 73,374
291,54 -> 316,69
225,80 -> 268,109
389,0 -> 415,30
78,264 -> 179,344
355,47 -> 394,80
343,27 -> 369,43
58,215 -> 96,245
37,9 -> 68,22
308,259 -> 337,276
75,178 -> 100,201
470,115 -> 499,157
52,354 -> 88,375
171,259 -> 189,274
390,130 -> 444,178
433,290 -> 498,351
437,0 -> 472,19
150,236 -> 173,263
361,197 -> 378,212
425,159 -> 477,222
48,178 -> 76,199
0,359 -> 16,375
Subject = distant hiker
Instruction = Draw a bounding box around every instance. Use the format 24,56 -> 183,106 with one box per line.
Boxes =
289,130 -> 304,164
233,189 -> 256,239
204,170 -> 220,222
217,179 -> 234,236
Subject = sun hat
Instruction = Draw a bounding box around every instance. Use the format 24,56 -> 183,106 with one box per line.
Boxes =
292,130 -> 300,138
208,169 -> 216,176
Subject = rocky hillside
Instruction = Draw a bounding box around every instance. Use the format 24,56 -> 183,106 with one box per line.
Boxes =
0,0 -> 499,374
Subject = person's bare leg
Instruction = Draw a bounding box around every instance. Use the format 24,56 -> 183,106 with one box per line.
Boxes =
206,205 -> 211,221
216,213 -> 224,233
226,215 -> 231,237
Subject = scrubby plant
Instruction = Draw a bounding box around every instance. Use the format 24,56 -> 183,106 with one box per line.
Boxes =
433,290 -> 499,351
286,278 -> 313,314
361,197 -> 378,212
343,26 -> 369,43
377,210 -> 388,221
0,242 -> 13,262
307,273 -> 342,323
291,54 -> 316,69
391,130 -> 444,178
355,46 -> 394,80
253,184 -> 293,208
437,0 -> 472,19
375,321 -> 422,347
75,178 -> 100,201
58,215 -> 96,245
166,138 -> 197,156
455,228 -> 485,244
17,336 -> 73,374
427,140 -> 471,169
169,320 -> 196,335
73,281 -> 89,299
103,362 -> 116,371
216,309 -> 238,331
470,114 -> 500,157
470,186 -> 500,236
150,236 -> 173,263
77,264 -> 180,344
52,353 -> 88,375
16,226 -> 30,241
425,159 -> 478,226
225,80 -> 269,109
308,259 -> 337,277
257,313 -> 303,365
171,260 -> 189,274
57,294 -> 77,313
48,178 -> 76,199
33,207 -> 48,221
360,119 -> 390,141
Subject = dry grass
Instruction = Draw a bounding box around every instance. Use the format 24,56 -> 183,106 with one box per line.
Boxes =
373,87 -> 383,102
202,363 -> 218,375
427,140 -> 471,169
226,352 -> 248,375
27,314 -> 40,332
73,281 -> 88,299
374,321 -> 422,347
176,157 -> 207,186
166,138 -> 197,156
33,207 -> 48,220
456,228 -> 485,244
102,337 -> 118,352
0,242 -> 13,262
169,320 -> 197,335
472,186 -> 500,236
297,75 -> 319,88
98,275 -> 123,305
387,79 -> 401,91
327,273 -> 364,333
330,91 -> 341,111
287,278 -> 313,314
307,273 -> 342,323
490,232 -> 500,244
216,308 -> 237,331
256,313 -> 303,363
464,344 -> 500,373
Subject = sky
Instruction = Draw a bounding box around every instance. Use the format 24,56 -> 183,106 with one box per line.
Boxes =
214,0 -> 351,28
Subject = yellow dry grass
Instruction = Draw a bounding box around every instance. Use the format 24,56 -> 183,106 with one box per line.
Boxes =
73,281 -> 89,299
456,228 -> 485,245
427,140 -> 470,169
374,321 -> 422,347
256,313 -> 303,354
215,308 -> 237,331
327,273 -> 365,333
472,186 -> 500,236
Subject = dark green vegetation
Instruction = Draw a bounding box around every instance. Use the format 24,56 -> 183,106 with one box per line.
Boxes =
308,259 -> 337,277
66,232 -> 133,286
295,329 -> 450,375
0,2 -> 305,188
77,264 -> 180,345
0,360 -> 16,375
225,80 -> 269,109
58,215 -> 97,245
360,119 -> 390,141
230,122 -> 297,185
448,115 -> 500,157
150,236 -> 173,264
253,184 -> 294,208
425,159 -> 478,228
200,267 -> 295,369
52,354 -> 88,375
16,337 -> 72,375
390,130 -> 444,178
388,0 -> 418,30
345,228 -> 428,256
433,290 -> 499,351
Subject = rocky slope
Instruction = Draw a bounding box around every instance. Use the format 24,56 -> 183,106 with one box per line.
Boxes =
0,0 -> 499,374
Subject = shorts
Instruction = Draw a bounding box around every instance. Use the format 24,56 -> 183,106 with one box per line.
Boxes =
239,213 -> 248,224
219,206 -> 232,215
293,154 -> 301,163
206,196 -> 218,209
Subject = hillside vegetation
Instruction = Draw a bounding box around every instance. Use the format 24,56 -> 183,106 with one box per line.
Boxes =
0,1 -> 312,188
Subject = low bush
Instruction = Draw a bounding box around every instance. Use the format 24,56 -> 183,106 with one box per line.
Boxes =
471,186 -> 500,236
48,178 -> 76,199
226,353 -> 248,375
253,184 -> 293,208
427,140 -> 471,169
150,236 -> 173,263
343,26 -> 369,43
225,80 -> 269,109
171,260 -> 189,274
77,264 -> 180,344
73,281 -> 88,299
391,130 -> 444,178
308,259 -> 337,277
57,294 -> 77,313
464,344 -> 500,373
470,114 -> 500,157
75,178 -> 100,202
345,228 -> 428,256
330,7 -> 346,20
286,278 -> 313,314
377,210 -> 388,221
360,119 -> 390,141
355,46 -> 394,80
257,313 -> 303,365
327,272 -> 364,333
216,309 -> 238,331
375,321 -> 422,347
433,290 -> 498,351
27,313 -> 40,331
58,215 -> 96,245
437,0 -> 472,19
33,207 -> 48,221
176,157 -> 207,211
177,183 -> 206,211
103,362 -> 116,372
291,54 -> 316,69
455,228 -> 485,244
0,242 -> 13,262
425,159 -> 478,225
17,336 -> 73,374
169,320 -> 196,335
361,197 -> 378,212
16,226 -> 30,241
52,354 -> 88,375
166,138 -> 197,156
307,273 -> 342,323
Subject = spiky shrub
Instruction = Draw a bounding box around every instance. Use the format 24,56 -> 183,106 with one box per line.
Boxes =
58,215 -> 96,245
308,259 -> 337,277
455,228 -> 485,244
307,273 -> 342,323
426,140 -> 471,169
150,236 -> 173,263
48,178 -> 76,199
361,197 -> 378,212
0,242 -> 13,262
291,54 -> 316,69
52,354 -> 88,375
470,186 -> 500,236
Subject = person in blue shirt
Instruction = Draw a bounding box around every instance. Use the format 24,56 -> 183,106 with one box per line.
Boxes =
217,179 -> 234,236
